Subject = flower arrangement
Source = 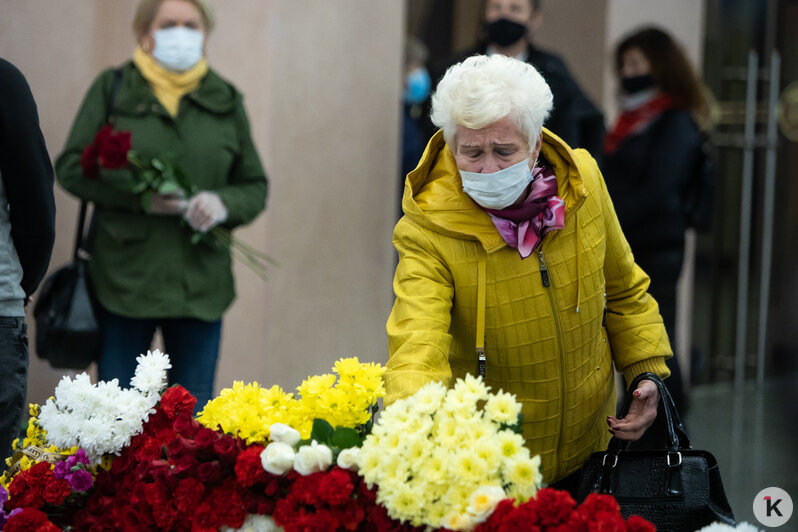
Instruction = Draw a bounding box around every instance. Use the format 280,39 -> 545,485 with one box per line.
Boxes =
358,376 -> 538,530
80,124 -> 276,279
0,357 -> 657,532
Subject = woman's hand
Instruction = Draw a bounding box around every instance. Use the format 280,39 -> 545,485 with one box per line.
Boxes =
606,379 -> 658,440
149,192 -> 188,215
185,191 -> 228,232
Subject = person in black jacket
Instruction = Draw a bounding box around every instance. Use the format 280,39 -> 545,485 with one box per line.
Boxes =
429,0 -> 606,166
0,58 -> 57,461
603,27 -> 711,417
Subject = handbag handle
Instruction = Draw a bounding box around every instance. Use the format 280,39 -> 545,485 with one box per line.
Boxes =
73,201 -> 93,261
608,372 -> 690,454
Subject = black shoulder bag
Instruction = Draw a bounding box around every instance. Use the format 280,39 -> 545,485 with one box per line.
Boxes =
33,202 -> 100,369
576,373 -> 736,532
33,69 -> 122,370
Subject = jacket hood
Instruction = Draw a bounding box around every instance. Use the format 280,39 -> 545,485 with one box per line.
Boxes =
401,128 -> 587,253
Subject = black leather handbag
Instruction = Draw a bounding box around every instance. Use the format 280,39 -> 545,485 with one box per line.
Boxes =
577,373 -> 735,532
33,202 -> 101,370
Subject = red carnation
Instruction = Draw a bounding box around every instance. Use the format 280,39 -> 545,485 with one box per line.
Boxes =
214,433 -> 241,465
174,477 -> 205,514
160,385 -> 197,420
475,499 -> 516,531
42,474 -> 72,506
235,445 -> 268,487
626,515 -> 657,532
4,507 -> 61,532
194,427 -> 218,449
534,487 -> 576,526
7,462 -> 52,509
318,467 -> 355,506
209,479 -> 247,529
578,493 -> 621,518
173,410 -> 200,438
197,460 -> 223,484
590,510 -> 629,532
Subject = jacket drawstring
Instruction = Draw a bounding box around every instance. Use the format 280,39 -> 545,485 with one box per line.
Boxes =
575,210 -> 581,313
476,254 -> 487,378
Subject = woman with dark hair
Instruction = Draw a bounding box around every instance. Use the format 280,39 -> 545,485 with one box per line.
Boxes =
603,26 -> 710,416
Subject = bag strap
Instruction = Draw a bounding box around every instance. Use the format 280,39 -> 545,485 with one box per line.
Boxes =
608,372 -> 690,453
75,67 -> 123,259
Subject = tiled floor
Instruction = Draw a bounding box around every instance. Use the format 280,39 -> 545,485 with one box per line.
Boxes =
684,375 -> 798,529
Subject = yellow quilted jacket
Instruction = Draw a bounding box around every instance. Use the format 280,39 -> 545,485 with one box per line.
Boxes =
385,129 -> 671,484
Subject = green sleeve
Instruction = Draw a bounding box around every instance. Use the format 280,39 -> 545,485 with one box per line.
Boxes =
214,96 -> 268,227
55,69 -> 141,212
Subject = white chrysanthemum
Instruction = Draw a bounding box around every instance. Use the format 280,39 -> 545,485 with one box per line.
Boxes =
358,375 -> 541,530
504,455 -> 542,493
484,389 -> 522,424
37,352 -> 172,463
130,349 -> 171,394
453,449 -> 488,483
408,381 -> 447,414
496,430 -> 525,459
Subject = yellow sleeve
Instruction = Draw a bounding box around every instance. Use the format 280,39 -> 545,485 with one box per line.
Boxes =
585,154 -> 672,384
385,218 -> 454,404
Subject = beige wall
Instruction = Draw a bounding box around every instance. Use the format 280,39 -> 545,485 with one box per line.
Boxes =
0,0 -> 403,405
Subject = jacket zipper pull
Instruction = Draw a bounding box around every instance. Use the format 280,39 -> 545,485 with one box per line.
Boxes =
476,347 -> 486,378
538,251 -> 550,288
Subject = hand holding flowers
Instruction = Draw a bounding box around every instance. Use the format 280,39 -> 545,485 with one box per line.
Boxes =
80,125 -> 276,279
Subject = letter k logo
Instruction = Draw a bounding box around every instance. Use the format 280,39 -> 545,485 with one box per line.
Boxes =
766,496 -> 784,517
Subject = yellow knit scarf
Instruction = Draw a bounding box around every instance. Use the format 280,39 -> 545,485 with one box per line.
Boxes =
132,47 -> 208,116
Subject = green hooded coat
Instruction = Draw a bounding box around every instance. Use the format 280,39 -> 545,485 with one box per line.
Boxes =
56,62 -> 267,321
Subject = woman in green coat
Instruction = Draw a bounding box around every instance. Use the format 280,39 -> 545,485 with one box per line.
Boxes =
55,0 -> 267,410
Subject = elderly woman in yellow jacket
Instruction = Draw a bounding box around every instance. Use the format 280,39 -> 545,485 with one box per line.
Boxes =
385,54 -> 672,492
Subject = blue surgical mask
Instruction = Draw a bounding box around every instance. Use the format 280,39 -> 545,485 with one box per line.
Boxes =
152,27 -> 204,72
404,67 -> 431,104
459,158 -> 533,209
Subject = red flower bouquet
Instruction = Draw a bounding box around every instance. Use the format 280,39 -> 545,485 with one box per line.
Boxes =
474,489 -> 656,532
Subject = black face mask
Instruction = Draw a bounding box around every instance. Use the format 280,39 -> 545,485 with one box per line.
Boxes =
621,74 -> 655,94
484,18 -> 527,47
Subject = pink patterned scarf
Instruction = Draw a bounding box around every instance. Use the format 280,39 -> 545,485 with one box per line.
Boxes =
484,166 -> 565,258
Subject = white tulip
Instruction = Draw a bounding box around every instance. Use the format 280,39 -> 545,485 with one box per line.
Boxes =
268,423 -> 301,446
293,440 -> 333,475
336,447 -> 361,470
260,441 -> 295,475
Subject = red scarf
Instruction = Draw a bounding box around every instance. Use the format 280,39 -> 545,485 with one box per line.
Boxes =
605,94 -> 674,154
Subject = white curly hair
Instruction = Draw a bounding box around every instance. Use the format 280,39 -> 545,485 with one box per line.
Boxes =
430,54 -> 553,151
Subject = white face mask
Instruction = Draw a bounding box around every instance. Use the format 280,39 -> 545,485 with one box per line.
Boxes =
152,27 -> 204,72
459,158 -> 533,210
